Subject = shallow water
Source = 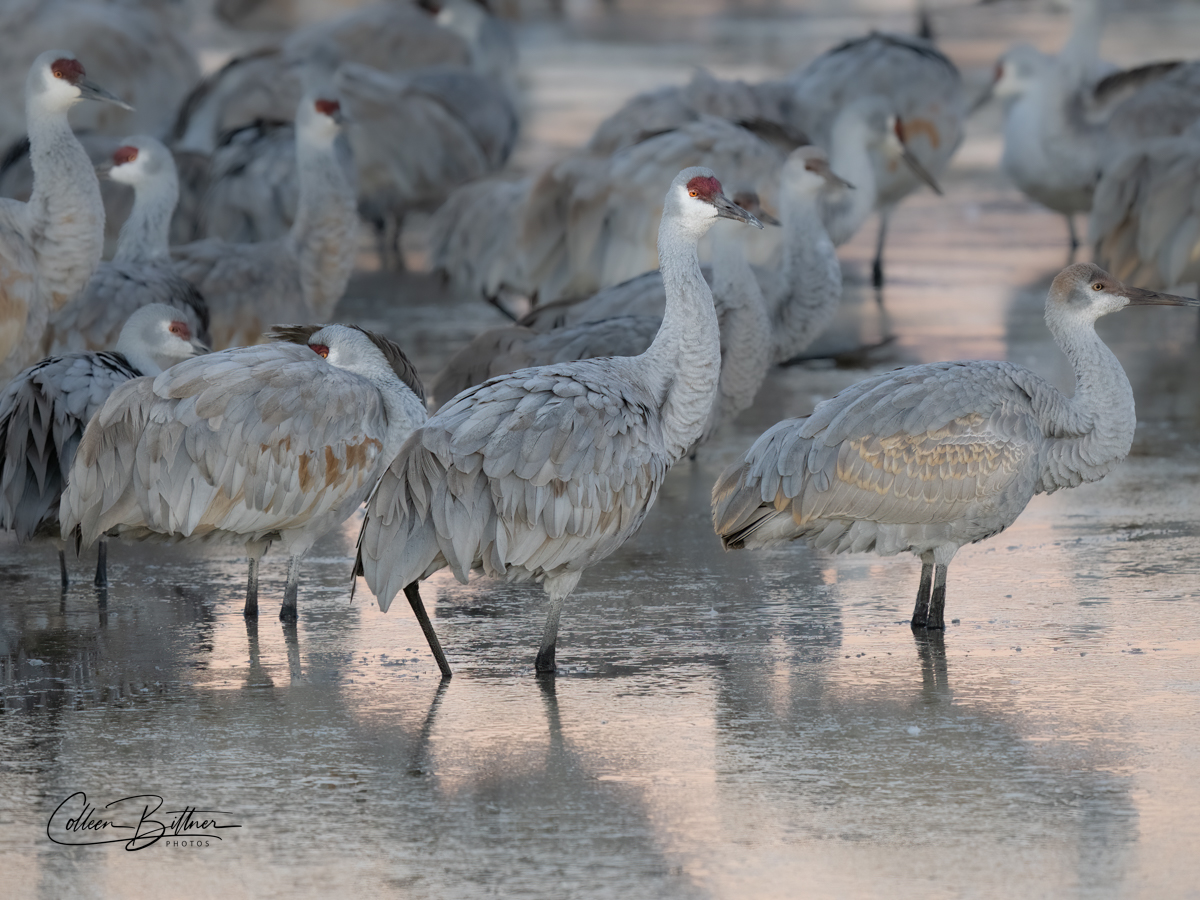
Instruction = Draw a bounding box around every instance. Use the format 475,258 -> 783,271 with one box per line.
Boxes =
5,3 -> 1200,898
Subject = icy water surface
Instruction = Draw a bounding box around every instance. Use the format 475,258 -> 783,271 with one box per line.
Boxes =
5,3 -> 1200,898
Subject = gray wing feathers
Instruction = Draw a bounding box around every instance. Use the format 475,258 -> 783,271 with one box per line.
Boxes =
358,364 -> 668,612
63,344 -> 389,546
0,352 -> 138,540
714,361 -> 1043,548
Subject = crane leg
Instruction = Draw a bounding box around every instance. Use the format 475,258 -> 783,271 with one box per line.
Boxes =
925,564 -> 949,629
872,211 -> 891,290
535,595 -> 565,674
244,556 -> 260,618
910,561 -> 934,628
279,555 -> 302,622
58,548 -> 69,592
1065,214 -> 1079,257
93,540 -> 108,588
403,583 -> 452,678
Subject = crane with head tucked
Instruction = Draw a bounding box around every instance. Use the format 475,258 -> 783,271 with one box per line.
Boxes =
60,323 -> 428,627
0,303 -> 207,588
1,50 -> 131,381
48,135 -> 209,354
713,264 -> 1199,630
355,168 -> 762,675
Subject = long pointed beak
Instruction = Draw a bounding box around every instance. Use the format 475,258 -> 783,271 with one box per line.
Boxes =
1122,285 -> 1200,307
900,144 -> 943,195
807,157 -> 855,190
714,193 -> 764,229
968,81 -> 995,115
79,77 -> 133,111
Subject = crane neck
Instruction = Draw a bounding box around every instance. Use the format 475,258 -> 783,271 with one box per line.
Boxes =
639,213 -> 723,460
25,95 -> 105,311
115,175 -> 178,264
823,115 -> 876,245
773,185 -> 841,362
1038,307 -> 1136,490
287,131 -> 358,318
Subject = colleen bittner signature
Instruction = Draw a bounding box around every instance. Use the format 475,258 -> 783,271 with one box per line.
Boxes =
47,792 -> 242,850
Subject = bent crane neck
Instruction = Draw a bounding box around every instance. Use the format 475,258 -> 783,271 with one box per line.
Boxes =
115,175 -> 177,263
823,118 -> 876,245
640,216 -> 722,460
26,99 -> 104,311
288,133 -> 358,319
774,187 -> 840,362
1040,310 -> 1136,490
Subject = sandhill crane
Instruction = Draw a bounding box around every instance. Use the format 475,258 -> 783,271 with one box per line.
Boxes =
0,303 -> 206,588
1090,121 -> 1200,289
0,1 -> 198,153
433,116 -> 781,307
516,147 -> 846,367
355,168 -> 763,675
0,50 -> 131,382
712,264 -> 1199,631
170,93 -> 358,349
48,136 -> 208,354
428,200 -> 773,447
978,0 -> 1200,250
60,324 -> 428,624
787,31 -> 965,286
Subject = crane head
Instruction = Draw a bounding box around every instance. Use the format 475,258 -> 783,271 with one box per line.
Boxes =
29,50 -> 133,113
669,167 -> 763,237
1049,264 -> 1200,321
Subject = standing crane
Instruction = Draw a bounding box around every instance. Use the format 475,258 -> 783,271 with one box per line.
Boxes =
0,304 -> 207,588
712,264 -> 1199,630
355,168 -> 762,675
48,135 -> 209,354
170,92 -> 358,349
60,324 -> 428,624
787,31 -> 964,287
0,50 -> 130,381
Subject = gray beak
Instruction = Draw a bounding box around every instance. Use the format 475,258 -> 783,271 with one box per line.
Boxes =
1122,285 -> 1200,308
756,208 -> 782,227
714,193 -> 764,229
900,144 -> 943,196
807,157 -> 855,190
968,81 -> 995,115
79,77 -> 133,111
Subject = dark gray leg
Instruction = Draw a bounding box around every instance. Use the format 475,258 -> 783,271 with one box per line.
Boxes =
535,594 -> 566,674
244,556 -> 260,618
1065,214 -> 1079,257
910,561 -> 934,628
93,541 -> 107,588
404,583 -> 452,678
872,211 -> 891,289
925,564 -> 949,630
59,549 -> 69,592
279,555 -> 301,623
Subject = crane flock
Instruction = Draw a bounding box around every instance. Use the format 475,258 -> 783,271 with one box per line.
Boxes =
0,0 -> 1196,680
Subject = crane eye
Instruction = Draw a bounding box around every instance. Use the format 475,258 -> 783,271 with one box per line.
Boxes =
1092,282 -> 1104,291
169,321 -> 190,339
688,190 -> 698,197
310,343 -> 330,358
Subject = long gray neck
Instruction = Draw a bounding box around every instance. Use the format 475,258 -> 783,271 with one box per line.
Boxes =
822,119 -> 875,245
26,98 -> 105,310
288,133 -> 358,318
1060,0 -> 1106,82
639,216 -> 722,460
115,176 -> 177,263
773,189 -> 842,363
1036,310 -> 1135,491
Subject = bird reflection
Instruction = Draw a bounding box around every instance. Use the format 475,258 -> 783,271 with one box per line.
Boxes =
912,629 -> 950,699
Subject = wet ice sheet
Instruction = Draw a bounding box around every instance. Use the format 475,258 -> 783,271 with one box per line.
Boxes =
5,2 -> 1200,898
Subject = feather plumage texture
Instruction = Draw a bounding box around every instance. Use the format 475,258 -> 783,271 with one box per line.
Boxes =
357,167 -> 760,673
714,264 -> 1192,629
60,324 -> 427,619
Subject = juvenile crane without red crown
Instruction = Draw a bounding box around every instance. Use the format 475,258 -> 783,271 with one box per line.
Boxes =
712,264 -> 1200,630
355,168 -> 762,675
